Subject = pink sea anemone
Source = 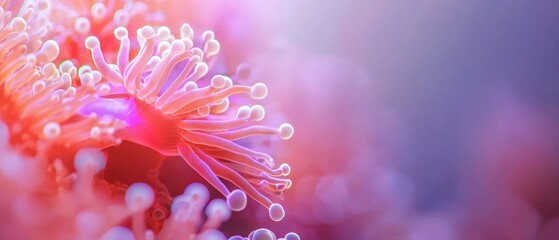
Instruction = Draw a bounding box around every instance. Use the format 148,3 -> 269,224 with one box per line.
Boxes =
0,0 -> 299,237
83,23 -> 294,222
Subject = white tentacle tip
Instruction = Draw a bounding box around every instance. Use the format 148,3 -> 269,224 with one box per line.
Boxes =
279,123 -> 294,140
43,122 -> 61,139
250,83 -> 268,99
74,148 -> 107,174
113,10 -> 130,26
140,26 -> 156,39
74,17 -> 91,34
10,17 -> 26,31
91,2 -> 107,20
248,228 -> 276,240
180,23 -> 193,39
227,189 -> 247,212
249,105 -> 265,121
125,183 -> 155,212
194,62 -> 209,77
211,75 -> 227,89
205,199 -> 231,221
269,203 -> 285,221
42,40 -> 60,62
284,232 -> 301,240
236,105 -> 251,119
279,163 -> 291,176
114,26 -> 128,40
85,36 -> 100,49
101,226 -> 134,240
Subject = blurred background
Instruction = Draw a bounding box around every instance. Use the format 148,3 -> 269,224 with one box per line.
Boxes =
2,0 -> 558,239
164,0 -> 559,239
262,0 -> 559,239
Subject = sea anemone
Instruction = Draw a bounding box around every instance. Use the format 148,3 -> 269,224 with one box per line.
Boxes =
83,23 -> 295,222
0,0 -> 298,237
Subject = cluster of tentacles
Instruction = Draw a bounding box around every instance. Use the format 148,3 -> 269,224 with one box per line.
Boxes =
0,0 -> 295,224
84,23 -> 294,221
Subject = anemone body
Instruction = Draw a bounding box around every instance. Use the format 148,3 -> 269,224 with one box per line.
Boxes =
85,24 -> 294,221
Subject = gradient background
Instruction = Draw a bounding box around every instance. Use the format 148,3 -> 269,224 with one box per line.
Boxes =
4,0 -> 557,239
264,0 -> 559,239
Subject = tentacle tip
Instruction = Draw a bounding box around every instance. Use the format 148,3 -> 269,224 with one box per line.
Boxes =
182,38 -> 194,49
236,105 -> 251,119
248,228 -> 276,240
202,30 -> 215,41
180,23 -> 193,39
280,163 -> 291,176
269,203 -> 285,221
183,81 -> 198,92
91,2 -> 107,20
227,189 -> 247,212
125,182 -> 155,212
43,122 -> 60,140
100,226 -> 134,240
284,232 -> 301,240
10,17 -> 26,31
37,0 -> 51,11
285,180 -> 293,189
32,80 -> 46,94
211,75 -> 227,89
114,26 -> 128,40
78,65 -> 93,78
194,62 -> 209,76
205,39 -> 220,56
184,182 -> 210,202
198,229 -> 227,240
85,36 -> 100,50
249,105 -> 265,121
74,148 -> 106,174
113,10 -> 130,26
59,60 -> 75,73
170,39 -> 186,53
250,82 -> 268,99
197,105 -> 210,117
279,123 -> 294,140
206,199 -> 231,221
156,26 -> 171,41
228,236 -> 245,240
139,25 -> 155,39
74,17 -> 91,34
42,40 -> 60,62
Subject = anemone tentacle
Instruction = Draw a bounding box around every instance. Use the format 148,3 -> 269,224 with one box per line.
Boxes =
0,1 -> 122,154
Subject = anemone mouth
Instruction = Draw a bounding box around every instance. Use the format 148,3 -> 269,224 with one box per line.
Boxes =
114,97 -> 182,156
